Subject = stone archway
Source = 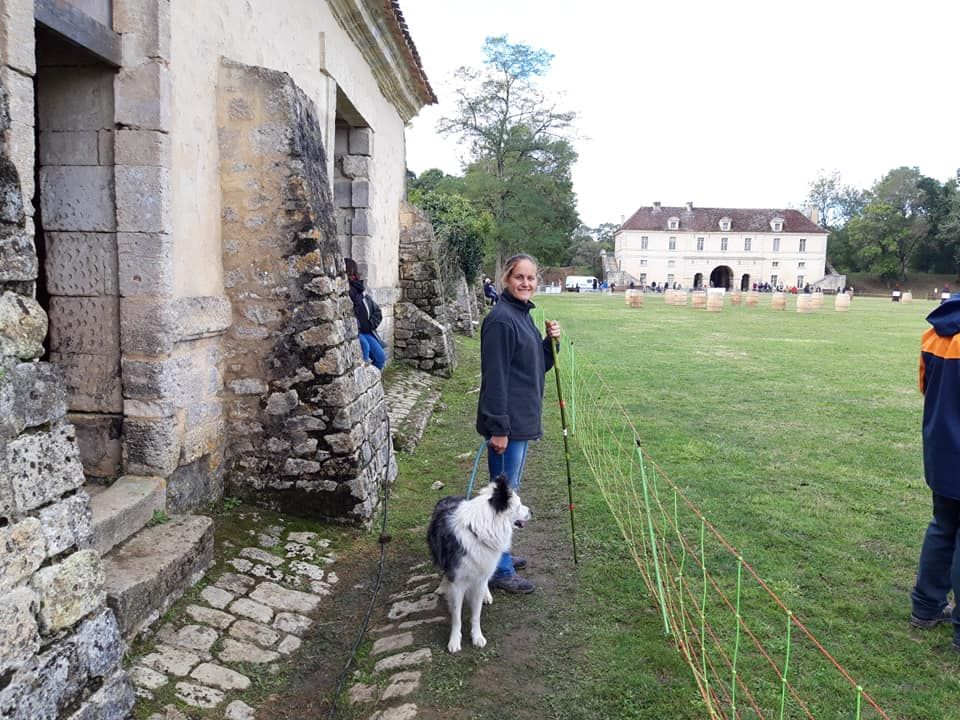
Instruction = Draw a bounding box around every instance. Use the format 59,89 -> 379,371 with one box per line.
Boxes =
693,272 -> 703,289
710,265 -> 733,289
740,273 -> 751,291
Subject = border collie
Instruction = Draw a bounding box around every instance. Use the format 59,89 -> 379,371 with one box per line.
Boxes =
427,474 -> 531,653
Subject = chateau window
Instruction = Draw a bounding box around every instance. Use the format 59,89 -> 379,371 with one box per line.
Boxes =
719,217 -> 731,232
798,261 -> 806,268
773,237 -> 780,252
641,236 -> 649,250
640,258 -> 648,266
668,237 -> 677,250
667,274 -> 675,284
668,217 -> 679,230
771,274 -> 778,286
697,237 -> 704,251
639,273 -> 647,284
721,237 -> 728,251
744,237 -> 752,251
770,217 -> 784,232
797,275 -> 805,287
799,238 -> 807,252
772,261 -> 779,267
668,259 -> 676,267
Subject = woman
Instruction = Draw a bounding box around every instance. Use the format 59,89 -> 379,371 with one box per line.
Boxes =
345,258 -> 386,370
476,254 -> 561,594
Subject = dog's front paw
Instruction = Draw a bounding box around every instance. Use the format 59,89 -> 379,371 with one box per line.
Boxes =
447,637 -> 462,653
471,632 -> 487,649
483,588 -> 493,605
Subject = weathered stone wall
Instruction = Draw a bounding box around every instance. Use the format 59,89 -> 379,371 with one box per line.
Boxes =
394,202 -> 456,377
0,34 -> 134,718
218,60 -> 395,523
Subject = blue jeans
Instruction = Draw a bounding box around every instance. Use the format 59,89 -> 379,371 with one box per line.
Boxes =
487,439 -> 529,578
359,333 -> 386,370
911,492 -> 960,638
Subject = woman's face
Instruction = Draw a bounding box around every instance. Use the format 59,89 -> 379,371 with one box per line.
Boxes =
504,259 -> 538,302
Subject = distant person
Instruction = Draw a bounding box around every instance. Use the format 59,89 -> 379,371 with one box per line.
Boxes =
592,278 -> 598,290
910,295 -> 960,649
629,280 -> 635,290
610,282 -> 616,293
483,277 -> 500,306
942,283 -> 952,304
346,258 -> 386,370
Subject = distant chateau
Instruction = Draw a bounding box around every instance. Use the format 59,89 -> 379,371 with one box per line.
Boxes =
614,203 -> 828,290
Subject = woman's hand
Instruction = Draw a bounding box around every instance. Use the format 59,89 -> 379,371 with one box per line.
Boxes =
488,435 -> 509,454
545,320 -> 562,340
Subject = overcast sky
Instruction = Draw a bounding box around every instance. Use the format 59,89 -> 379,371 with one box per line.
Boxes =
399,0 -> 959,228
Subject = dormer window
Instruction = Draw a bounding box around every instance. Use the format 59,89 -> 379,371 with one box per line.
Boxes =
668,216 -> 679,230
770,217 -> 784,233
719,217 -> 731,232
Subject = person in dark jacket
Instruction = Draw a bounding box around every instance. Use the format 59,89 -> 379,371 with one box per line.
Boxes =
476,253 -> 561,594
910,296 -> 960,646
345,258 -> 386,370
482,277 -> 499,305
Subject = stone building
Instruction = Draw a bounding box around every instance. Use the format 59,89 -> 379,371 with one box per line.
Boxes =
614,203 -> 828,290
0,0 -> 435,717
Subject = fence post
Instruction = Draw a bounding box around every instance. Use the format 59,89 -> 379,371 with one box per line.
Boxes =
637,440 -> 671,636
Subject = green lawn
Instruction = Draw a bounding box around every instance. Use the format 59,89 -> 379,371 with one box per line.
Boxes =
380,291 -> 960,719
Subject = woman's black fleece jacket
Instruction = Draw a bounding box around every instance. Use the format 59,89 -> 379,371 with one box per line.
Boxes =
476,290 -> 555,440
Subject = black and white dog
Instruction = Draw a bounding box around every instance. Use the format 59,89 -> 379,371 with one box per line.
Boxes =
427,474 -> 531,653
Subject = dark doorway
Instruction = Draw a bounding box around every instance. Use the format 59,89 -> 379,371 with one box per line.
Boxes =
710,266 -> 733,289
740,273 -> 751,291
693,272 -> 703,289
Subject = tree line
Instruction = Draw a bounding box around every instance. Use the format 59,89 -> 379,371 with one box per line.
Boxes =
807,167 -> 960,282
408,36 -> 611,282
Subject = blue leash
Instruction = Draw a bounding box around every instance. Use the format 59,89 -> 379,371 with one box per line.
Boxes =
465,439 -> 487,498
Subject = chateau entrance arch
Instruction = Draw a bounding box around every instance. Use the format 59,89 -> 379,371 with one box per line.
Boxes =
710,265 -> 733,290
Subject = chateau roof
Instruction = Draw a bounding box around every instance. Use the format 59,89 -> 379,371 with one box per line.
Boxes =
385,1 -> 437,106
620,206 -> 825,234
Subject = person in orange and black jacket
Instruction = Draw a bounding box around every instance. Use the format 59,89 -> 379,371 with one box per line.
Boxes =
910,295 -> 960,648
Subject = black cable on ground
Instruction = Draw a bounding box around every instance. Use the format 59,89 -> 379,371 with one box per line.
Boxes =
325,413 -> 395,720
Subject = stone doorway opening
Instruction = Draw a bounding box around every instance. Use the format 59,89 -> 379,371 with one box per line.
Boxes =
693,272 -> 704,289
709,265 -> 733,290
740,273 -> 751,291
34,27 -> 122,481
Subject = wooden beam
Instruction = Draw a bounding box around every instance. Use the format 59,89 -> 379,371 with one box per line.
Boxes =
34,0 -> 122,67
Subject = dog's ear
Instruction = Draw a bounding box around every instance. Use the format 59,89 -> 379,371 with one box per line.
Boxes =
490,473 -> 510,513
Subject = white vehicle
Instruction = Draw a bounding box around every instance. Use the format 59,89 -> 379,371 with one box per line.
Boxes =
565,275 -> 598,291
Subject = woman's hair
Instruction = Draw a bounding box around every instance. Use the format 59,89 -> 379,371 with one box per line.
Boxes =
500,253 -> 538,286
344,257 -> 360,279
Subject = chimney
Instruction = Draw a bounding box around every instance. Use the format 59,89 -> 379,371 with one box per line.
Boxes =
686,202 -> 694,212
805,205 -> 821,226
652,201 -> 661,212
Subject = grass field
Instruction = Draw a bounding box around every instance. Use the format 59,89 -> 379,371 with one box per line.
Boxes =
377,291 -> 960,719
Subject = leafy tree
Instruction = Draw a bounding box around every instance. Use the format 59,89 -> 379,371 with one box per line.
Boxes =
438,36 -> 579,271
806,170 -> 865,229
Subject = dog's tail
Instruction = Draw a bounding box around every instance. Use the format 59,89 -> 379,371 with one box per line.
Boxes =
490,473 -> 510,513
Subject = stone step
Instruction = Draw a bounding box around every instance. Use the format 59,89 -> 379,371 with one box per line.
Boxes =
103,514 -> 214,639
88,475 -> 167,555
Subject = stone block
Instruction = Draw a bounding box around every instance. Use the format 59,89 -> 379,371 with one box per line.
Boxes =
103,515 -> 214,638
0,290 -> 47,359
47,296 -> 120,355
115,129 -> 170,167
334,124 -> 348,155
30,549 -> 105,633
39,165 -> 116,232
54,352 -> 121,413
74,607 -> 125,678
333,179 -> 352,208
116,165 -> 171,233
0,518 -> 45,594
37,65 -> 113,131
0,586 -> 39,675
352,208 -> 371,236
38,130 -> 99,165
0,228 -> 37,282
340,154 -> 369,179
90,475 -> 165,555
65,670 -> 135,720
248,581 -> 321,614
11,361 -> 67,428
351,179 -> 370,208
6,421 -> 85,513
114,61 -> 170,131
117,0 -> 171,63
98,129 -> 115,164
173,295 -> 232,341
0,0 -> 35,74
190,662 -> 250,691
118,240 -> 174,297
123,415 -> 180,476
348,127 -> 373,156
39,492 -> 93,557
2,65 -> 33,129
44,231 -> 118,297
120,299 -> 175,354
4,120 -> 34,213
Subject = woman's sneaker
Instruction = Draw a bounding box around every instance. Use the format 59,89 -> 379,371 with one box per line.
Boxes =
489,574 -> 534,594
909,605 -> 953,629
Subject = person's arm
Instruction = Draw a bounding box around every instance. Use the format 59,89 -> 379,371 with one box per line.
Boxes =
541,320 -> 561,372
479,320 -> 514,439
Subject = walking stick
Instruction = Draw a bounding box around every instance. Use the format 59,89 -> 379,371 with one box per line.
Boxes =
549,323 -> 578,564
